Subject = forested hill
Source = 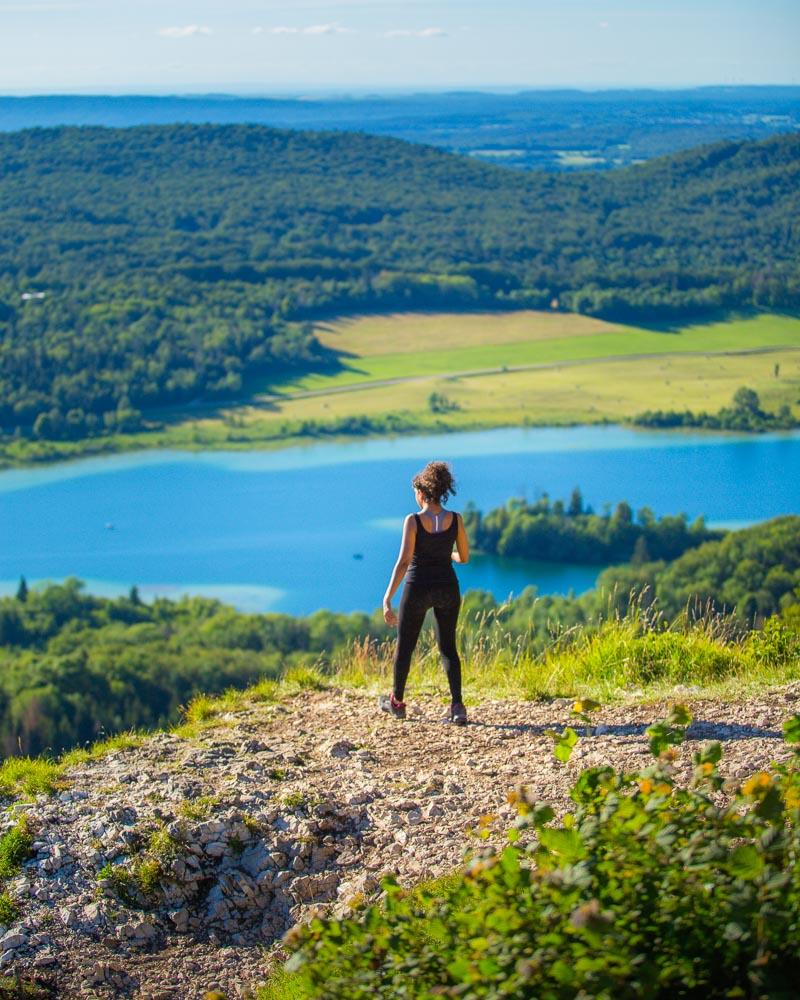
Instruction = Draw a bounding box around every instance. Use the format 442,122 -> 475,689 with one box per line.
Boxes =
1,125 -> 798,439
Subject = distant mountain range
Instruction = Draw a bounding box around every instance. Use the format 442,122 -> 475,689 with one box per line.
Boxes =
1,87 -> 798,172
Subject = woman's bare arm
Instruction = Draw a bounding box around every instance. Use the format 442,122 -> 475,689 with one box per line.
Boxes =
383,515 -> 416,625
452,512 -> 470,564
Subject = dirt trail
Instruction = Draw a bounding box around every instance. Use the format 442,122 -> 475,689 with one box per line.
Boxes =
9,685 -> 799,999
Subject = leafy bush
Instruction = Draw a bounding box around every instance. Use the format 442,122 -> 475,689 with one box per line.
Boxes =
276,710 -> 800,998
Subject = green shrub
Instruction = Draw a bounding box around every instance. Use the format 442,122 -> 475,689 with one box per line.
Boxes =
277,710 -> 800,999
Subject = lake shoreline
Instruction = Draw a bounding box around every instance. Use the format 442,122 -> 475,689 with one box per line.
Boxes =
2,410 -> 797,474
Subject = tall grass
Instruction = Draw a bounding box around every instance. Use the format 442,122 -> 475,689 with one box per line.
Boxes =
328,607 -> 800,702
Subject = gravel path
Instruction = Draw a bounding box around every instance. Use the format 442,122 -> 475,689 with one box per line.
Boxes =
7,684 -> 800,999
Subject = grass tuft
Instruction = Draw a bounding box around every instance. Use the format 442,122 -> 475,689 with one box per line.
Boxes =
0,820 -> 33,881
0,758 -> 60,798
0,892 -> 19,926
59,731 -> 145,770
282,665 -> 329,692
177,795 -> 219,821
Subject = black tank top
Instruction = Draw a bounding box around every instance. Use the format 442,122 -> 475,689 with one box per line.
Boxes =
405,512 -> 459,587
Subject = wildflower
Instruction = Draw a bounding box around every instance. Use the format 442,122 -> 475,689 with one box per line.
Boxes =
784,787 -> 800,809
638,778 -> 654,795
742,772 -> 772,796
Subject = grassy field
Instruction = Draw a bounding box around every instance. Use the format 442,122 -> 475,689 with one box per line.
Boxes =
2,310 -> 798,469
249,346 -> 800,429
266,311 -> 800,393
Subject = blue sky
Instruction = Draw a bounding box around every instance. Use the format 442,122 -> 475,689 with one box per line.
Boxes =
0,0 -> 797,93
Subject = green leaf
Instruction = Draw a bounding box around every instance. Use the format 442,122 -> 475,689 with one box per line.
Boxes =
553,726 -> 579,762
728,844 -> 764,880
695,741 -> 722,765
783,714 -> 800,745
446,957 -> 473,982
646,719 -> 687,757
531,804 -> 555,826
755,785 -> 784,821
571,766 -> 615,803
666,703 -> 692,727
538,827 -> 586,862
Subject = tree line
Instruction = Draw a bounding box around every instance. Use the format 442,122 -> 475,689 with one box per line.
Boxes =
633,386 -> 798,432
1,126 -> 798,442
462,489 -> 722,565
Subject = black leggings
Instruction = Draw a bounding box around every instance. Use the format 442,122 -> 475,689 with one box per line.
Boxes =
393,582 -> 462,703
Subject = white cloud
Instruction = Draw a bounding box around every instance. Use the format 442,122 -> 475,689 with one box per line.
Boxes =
251,26 -> 264,35
268,24 -> 355,35
157,25 -> 212,38
268,22 -> 352,36
384,27 -> 447,39
599,20 -> 610,29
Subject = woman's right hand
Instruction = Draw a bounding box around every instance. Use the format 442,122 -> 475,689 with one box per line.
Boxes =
383,601 -> 397,627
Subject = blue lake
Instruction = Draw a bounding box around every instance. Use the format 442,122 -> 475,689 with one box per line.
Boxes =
1,426 -> 798,615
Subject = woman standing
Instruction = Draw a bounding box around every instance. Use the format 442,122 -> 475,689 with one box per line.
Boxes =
380,461 -> 470,725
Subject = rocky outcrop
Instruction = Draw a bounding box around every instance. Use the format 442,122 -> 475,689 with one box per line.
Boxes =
3,686 -> 798,998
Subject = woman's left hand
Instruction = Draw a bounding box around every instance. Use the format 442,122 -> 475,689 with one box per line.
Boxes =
383,602 -> 397,627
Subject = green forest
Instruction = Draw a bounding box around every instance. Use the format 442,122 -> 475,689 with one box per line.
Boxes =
1,126 -> 799,443
2,515 -> 797,757
463,489 -> 722,564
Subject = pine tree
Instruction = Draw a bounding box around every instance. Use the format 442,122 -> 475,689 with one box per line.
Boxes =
631,535 -> 651,565
15,576 -> 28,602
568,487 -> 584,517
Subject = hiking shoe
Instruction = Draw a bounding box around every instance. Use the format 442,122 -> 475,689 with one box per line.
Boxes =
450,702 -> 468,726
379,693 -> 406,720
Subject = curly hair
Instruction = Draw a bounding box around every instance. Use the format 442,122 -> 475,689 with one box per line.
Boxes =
412,461 -> 457,505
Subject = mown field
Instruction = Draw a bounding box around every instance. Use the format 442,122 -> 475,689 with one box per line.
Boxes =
270,310 -> 800,393
219,310 -> 800,430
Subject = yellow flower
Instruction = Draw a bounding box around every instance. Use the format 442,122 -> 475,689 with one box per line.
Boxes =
742,772 -> 772,796
784,788 -> 800,809
701,762 -> 714,776
638,778 -> 654,795
655,783 -> 672,796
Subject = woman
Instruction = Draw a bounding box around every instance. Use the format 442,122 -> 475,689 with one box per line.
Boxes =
380,461 -> 470,725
